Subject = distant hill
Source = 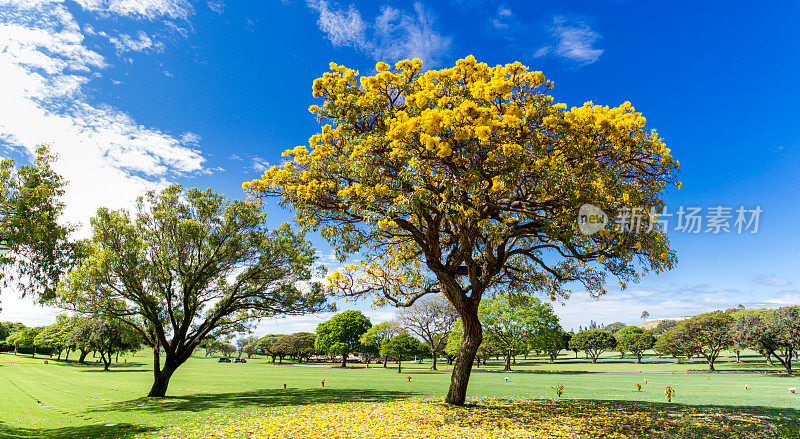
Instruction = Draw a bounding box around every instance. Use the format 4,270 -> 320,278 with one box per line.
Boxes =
636,317 -> 688,330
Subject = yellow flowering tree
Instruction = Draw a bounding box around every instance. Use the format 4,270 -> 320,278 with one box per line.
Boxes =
244,56 -> 679,405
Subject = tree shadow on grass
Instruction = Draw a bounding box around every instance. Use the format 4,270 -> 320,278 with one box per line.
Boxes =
96,388 -> 419,414
80,368 -> 150,373
0,422 -> 155,439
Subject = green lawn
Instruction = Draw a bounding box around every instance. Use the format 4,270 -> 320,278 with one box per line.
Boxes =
1,351 -> 799,438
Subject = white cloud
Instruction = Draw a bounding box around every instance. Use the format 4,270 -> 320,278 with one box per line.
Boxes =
107,30 -> 164,53
307,1 -> 451,67
754,274 -> 792,287
308,1 -> 367,48
73,0 -> 193,20
0,0 -> 206,231
491,6 -> 512,30
207,0 -> 224,14
252,157 -> 270,172
537,16 -> 603,66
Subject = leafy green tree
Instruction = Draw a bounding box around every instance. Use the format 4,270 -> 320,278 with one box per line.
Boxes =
615,326 -> 656,363
272,332 -> 318,363
200,331 -> 234,357
236,336 -> 259,358
56,185 -> 329,397
479,294 -> 561,371
733,307 -> 800,375
395,295 -> 458,370
315,310 -> 371,367
245,56 -> 680,404
33,317 -> 70,359
380,332 -> 424,373
659,312 -> 733,371
288,332 -> 318,363
0,146 -> 77,304
255,334 -> 286,363
533,329 -> 571,363
359,321 -> 400,367
7,327 -> 42,356
569,329 -> 616,363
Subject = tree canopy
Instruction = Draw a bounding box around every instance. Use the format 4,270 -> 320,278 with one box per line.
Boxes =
0,146 -> 77,303
315,310 -> 372,367
658,312 -> 733,371
478,294 -> 560,371
569,329 -> 616,363
244,56 -> 679,404
56,184 -> 329,396
614,326 -> 655,363
380,332 -> 424,373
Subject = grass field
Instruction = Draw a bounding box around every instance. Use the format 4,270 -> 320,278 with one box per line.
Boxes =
1,351 -> 800,438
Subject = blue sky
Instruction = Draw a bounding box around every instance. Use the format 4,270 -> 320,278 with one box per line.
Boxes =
1,0 -> 799,335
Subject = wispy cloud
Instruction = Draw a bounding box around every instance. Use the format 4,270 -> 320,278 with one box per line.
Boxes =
252,157 -> 270,173
107,30 -> 165,54
536,16 -> 603,66
306,1 -> 451,67
73,0 -> 194,20
490,6 -> 513,30
207,0 -> 225,14
0,0 -> 205,230
754,274 -> 792,287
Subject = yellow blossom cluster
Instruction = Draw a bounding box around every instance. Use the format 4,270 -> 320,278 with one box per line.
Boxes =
158,398 -> 767,439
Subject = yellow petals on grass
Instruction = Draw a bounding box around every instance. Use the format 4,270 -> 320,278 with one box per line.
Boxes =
162,398 -> 768,439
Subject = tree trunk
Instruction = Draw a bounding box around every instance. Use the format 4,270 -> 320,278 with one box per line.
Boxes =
444,310 -> 482,405
148,365 -> 176,397
383,356 -> 388,368
430,352 -> 438,371
148,347 -> 174,397
64,349 -> 70,361
341,353 -> 347,368
636,352 -> 643,364
397,359 -> 402,373
504,350 -> 512,372
78,350 -> 88,363
101,351 -> 111,371
735,350 -> 741,363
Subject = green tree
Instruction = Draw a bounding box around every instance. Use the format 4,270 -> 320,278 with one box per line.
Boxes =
255,334 -> 286,363
7,327 -> 42,356
245,56 -> 680,404
479,294 -> 560,371
380,332 -> 423,373
569,329 -> 616,363
733,307 -> 800,375
359,321 -> 400,367
395,295 -> 458,370
615,326 -> 656,363
0,146 -> 78,306
661,312 -> 733,371
56,185 -> 329,397
315,310 -> 371,367
236,336 -> 259,358
533,329 -> 571,363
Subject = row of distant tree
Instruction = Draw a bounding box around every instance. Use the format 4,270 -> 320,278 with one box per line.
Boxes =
0,316 -> 143,370
235,303 -> 800,375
